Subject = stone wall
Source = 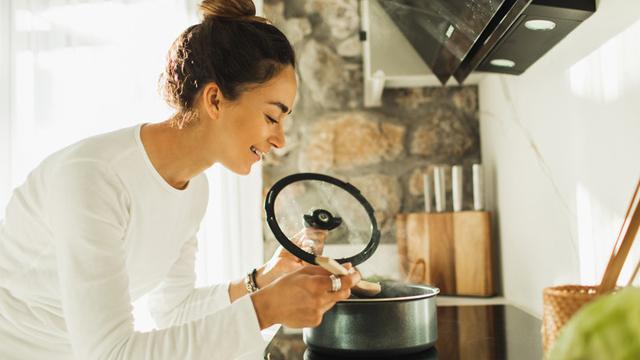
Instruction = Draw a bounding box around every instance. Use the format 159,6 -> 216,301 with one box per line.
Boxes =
262,0 -> 480,260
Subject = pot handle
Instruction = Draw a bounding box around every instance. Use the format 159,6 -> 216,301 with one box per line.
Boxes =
406,258 -> 427,283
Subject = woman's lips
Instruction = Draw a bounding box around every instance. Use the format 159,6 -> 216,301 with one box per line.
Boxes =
250,146 -> 263,161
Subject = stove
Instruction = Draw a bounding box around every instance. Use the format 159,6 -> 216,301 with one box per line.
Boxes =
264,305 -> 543,359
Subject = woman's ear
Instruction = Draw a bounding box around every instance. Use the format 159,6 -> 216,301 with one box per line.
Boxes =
202,83 -> 222,121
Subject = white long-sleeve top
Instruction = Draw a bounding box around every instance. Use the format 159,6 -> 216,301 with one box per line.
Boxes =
0,123 -> 264,359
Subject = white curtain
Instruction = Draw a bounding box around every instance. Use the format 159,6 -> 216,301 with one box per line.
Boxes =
196,163 -> 264,286
0,0 -> 12,214
1,0 -> 265,330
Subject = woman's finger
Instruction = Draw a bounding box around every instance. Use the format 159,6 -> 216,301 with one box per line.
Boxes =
317,290 -> 350,314
329,287 -> 351,302
290,229 -> 307,246
298,265 -> 332,276
304,228 -> 328,237
304,229 -> 327,245
333,270 -> 361,291
312,271 -> 360,297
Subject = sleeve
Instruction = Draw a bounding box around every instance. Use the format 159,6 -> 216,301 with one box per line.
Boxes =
46,160 -> 265,360
146,235 -> 235,328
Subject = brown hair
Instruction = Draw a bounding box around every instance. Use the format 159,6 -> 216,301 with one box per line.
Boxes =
199,0 -> 268,24
160,0 -> 296,128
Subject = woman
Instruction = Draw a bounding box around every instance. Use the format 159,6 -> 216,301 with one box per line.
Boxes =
0,0 -> 361,359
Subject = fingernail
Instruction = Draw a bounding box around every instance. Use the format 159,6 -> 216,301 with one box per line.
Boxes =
348,267 -> 356,274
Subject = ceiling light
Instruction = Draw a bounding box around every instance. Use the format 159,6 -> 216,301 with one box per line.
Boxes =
490,59 -> 516,68
524,19 -> 557,31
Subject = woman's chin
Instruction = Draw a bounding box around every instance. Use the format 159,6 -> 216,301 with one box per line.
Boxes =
224,163 -> 252,176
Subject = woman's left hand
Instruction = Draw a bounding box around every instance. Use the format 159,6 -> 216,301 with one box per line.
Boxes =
255,228 -> 328,288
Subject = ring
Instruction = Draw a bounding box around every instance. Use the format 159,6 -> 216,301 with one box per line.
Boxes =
329,274 -> 342,292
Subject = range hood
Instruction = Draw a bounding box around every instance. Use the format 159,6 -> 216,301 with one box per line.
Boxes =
361,0 -> 596,106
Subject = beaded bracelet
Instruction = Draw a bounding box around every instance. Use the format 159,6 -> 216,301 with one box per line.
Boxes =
244,268 -> 259,293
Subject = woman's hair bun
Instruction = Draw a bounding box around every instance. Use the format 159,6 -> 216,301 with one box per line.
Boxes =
199,0 -> 256,21
160,0 -> 292,127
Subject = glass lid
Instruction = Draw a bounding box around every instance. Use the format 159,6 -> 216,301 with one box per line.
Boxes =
264,173 -> 380,267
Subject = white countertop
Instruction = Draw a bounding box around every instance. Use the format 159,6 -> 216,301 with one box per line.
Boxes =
437,295 -> 506,306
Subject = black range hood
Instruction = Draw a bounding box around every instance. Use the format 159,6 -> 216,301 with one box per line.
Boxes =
377,0 -> 596,85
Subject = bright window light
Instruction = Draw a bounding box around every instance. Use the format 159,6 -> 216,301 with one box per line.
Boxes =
569,17 -> 640,102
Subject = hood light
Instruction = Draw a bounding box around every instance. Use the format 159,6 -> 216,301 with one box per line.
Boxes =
490,59 -> 516,68
524,19 -> 557,31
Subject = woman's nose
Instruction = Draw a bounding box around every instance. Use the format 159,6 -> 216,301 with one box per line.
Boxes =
269,127 -> 286,149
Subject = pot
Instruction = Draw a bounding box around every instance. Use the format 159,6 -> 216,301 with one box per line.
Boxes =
263,174 -> 439,355
303,281 -> 440,357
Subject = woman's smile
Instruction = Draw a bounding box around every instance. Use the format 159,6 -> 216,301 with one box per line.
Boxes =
250,145 -> 264,162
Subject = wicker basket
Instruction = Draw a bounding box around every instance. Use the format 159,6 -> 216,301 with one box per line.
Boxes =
542,180 -> 639,353
542,285 -> 600,352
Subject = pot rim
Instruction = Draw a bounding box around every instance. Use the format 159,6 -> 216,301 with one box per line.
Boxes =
338,284 -> 440,303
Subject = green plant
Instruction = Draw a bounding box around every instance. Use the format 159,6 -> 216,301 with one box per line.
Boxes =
547,287 -> 640,360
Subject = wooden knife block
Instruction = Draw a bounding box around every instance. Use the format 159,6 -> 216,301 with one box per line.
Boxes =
396,211 -> 495,296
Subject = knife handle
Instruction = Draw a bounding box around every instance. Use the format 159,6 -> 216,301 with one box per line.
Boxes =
452,165 -> 463,212
434,166 -> 446,212
473,164 -> 485,211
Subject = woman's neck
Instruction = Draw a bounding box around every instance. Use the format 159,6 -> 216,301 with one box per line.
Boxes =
139,119 -> 214,190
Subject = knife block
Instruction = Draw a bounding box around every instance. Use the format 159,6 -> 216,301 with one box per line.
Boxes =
396,211 -> 495,296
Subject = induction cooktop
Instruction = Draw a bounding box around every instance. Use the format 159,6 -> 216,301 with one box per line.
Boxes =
264,304 -> 543,360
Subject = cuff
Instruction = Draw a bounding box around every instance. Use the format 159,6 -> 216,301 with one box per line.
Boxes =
217,282 -> 233,307
230,294 -> 266,355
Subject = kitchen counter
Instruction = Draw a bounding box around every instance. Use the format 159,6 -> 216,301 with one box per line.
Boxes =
263,304 -> 543,359
436,295 -> 507,307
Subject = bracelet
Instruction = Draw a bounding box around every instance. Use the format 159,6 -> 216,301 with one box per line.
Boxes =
251,268 -> 260,289
244,268 -> 259,293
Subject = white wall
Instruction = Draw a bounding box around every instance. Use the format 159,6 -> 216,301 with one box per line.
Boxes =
0,1 -> 12,213
479,0 -> 640,316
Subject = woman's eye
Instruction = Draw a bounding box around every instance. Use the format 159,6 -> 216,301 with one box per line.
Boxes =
265,115 -> 279,125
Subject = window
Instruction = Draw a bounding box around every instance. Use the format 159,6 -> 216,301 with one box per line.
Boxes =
2,0 -> 265,332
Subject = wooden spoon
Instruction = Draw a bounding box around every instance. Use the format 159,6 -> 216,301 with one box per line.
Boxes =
599,179 -> 640,293
316,256 -> 382,297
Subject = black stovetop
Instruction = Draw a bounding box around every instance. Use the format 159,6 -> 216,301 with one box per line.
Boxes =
264,304 -> 543,360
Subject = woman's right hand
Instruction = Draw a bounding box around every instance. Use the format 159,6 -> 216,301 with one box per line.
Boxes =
250,264 -> 361,329
256,228 -> 329,288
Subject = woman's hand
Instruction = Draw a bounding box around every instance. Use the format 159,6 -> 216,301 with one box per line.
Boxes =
256,228 -> 328,288
251,264 -> 361,329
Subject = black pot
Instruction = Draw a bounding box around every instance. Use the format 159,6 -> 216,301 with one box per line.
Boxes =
303,281 -> 440,357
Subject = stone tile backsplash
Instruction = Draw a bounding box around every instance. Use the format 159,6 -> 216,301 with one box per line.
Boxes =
262,0 -> 480,259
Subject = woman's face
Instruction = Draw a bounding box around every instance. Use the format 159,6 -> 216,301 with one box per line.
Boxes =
204,66 -> 297,175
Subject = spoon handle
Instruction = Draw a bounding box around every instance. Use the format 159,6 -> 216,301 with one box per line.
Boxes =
316,256 -> 382,296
